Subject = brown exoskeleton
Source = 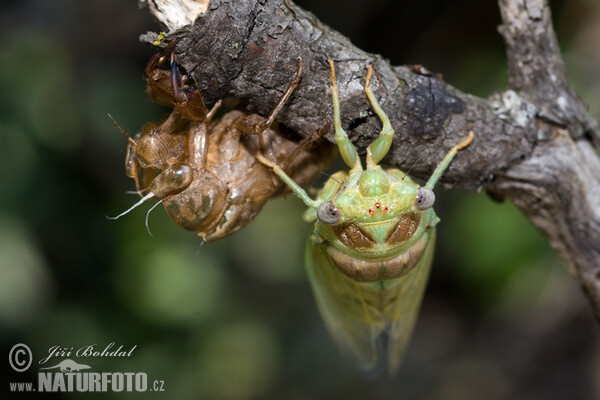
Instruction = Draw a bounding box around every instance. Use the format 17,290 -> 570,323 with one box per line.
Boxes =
113,42 -> 334,241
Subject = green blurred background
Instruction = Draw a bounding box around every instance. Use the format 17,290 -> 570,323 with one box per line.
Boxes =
1,0 -> 599,399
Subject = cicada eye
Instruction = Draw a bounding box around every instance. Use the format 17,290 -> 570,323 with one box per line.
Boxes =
317,201 -> 341,224
414,187 -> 435,210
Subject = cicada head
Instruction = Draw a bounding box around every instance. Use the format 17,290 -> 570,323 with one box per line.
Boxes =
313,166 -> 438,282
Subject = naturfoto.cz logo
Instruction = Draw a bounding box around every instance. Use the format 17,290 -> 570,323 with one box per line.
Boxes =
8,343 -> 165,394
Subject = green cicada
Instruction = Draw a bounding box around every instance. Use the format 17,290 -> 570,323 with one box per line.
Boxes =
258,60 -> 473,374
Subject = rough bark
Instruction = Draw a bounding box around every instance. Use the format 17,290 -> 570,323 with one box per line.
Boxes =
140,0 -> 600,320
493,0 -> 600,319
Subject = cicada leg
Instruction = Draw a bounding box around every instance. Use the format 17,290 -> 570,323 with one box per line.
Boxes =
424,131 -> 474,190
233,58 -> 304,163
255,153 -> 319,209
169,51 -> 210,122
145,40 -> 177,107
302,170 -> 347,222
256,58 -> 303,134
363,65 -> 394,169
328,60 -> 359,171
187,100 -> 223,168
281,122 -> 330,172
145,40 -> 210,121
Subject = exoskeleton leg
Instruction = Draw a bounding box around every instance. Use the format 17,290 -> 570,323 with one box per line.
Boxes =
234,58 -> 304,161
168,53 -> 210,122
145,41 -> 210,121
187,99 -> 222,168
281,123 -> 330,171
260,58 -> 303,132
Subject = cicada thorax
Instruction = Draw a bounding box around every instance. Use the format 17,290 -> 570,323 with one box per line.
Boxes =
123,109 -> 229,239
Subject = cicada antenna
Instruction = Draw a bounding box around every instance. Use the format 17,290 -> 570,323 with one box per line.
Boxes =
107,113 -> 136,146
320,170 -> 341,185
401,156 -> 423,181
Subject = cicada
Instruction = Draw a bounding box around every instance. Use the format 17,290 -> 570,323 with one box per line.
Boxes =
112,42 -> 334,241
258,60 -> 473,374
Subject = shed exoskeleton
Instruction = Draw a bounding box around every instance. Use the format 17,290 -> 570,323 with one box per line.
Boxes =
258,60 -> 473,374
115,43 -> 334,241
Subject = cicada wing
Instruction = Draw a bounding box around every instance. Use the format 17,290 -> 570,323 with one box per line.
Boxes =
385,230 -> 435,374
305,230 -> 436,375
306,236 -> 387,373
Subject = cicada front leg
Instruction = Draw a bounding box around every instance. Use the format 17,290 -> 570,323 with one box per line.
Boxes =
232,58 -> 303,163
362,65 -> 394,168
145,40 -> 210,121
327,60 -> 358,171
280,122 -> 331,173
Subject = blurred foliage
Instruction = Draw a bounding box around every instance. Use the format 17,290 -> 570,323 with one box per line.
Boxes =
0,32 -> 80,152
443,193 -> 555,310
1,0 -> 598,399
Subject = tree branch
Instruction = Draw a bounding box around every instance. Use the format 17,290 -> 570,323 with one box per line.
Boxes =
493,0 -> 600,319
141,0 -> 600,320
